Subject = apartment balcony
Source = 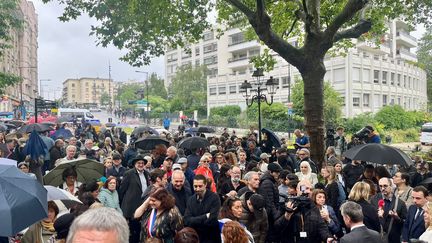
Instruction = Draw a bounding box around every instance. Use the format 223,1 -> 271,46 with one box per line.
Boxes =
396,49 -> 417,62
396,31 -> 417,48
227,40 -> 260,53
227,56 -> 250,69
357,40 -> 391,55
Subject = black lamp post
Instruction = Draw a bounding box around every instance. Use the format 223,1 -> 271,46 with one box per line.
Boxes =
240,68 -> 279,142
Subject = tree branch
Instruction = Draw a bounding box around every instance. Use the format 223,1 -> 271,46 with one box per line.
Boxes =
324,0 -> 369,39
224,0 -> 255,19
334,19 -> 372,42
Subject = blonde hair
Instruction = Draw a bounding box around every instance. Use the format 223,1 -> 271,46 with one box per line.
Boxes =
426,202 -> 432,229
348,181 -> 370,201
324,166 -> 337,184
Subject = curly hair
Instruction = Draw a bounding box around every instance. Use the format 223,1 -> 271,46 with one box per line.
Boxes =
222,221 -> 248,243
150,188 -> 175,211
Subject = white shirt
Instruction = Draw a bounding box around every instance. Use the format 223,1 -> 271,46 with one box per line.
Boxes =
137,169 -> 147,193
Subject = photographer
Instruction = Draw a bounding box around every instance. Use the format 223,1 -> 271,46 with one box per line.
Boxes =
353,126 -> 381,144
275,180 -> 333,243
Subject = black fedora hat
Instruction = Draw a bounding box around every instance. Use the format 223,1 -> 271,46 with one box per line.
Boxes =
131,155 -> 148,165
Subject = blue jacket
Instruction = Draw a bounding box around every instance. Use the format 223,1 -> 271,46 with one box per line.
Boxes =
98,187 -> 122,213
402,205 -> 426,241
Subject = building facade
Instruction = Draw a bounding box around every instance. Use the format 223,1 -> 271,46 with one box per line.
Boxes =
0,0 -> 38,114
62,78 -> 114,108
164,20 -> 427,118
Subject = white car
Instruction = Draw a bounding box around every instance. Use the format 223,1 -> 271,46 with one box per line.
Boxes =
89,108 -> 102,112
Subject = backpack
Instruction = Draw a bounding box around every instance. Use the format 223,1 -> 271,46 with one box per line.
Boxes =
336,181 -> 347,206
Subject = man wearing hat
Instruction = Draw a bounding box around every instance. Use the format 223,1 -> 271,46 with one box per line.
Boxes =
240,192 -> 268,243
106,153 -> 127,182
178,157 -> 195,188
258,162 -> 283,242
118,155 -> 150,243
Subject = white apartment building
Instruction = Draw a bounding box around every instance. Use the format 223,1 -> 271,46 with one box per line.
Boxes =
62,78 -> 114,108
164,20 -> 427,118
0,0 -> 38,113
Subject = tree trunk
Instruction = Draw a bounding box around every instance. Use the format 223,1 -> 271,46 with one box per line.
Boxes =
301,59 -> 326,170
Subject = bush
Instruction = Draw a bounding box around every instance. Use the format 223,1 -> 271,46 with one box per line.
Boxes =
375,105 -> 415,130
210,105 -> 241,117
385,128 -> 420,143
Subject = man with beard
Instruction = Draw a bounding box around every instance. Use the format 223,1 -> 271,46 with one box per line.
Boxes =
219,166 -> 246,201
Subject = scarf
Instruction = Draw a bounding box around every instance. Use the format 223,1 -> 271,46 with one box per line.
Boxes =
147,208 -> 158,238
41,220 -> 55,232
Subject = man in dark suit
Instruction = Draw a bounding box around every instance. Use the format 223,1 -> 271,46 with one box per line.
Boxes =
402,186 -> 428,243
106,153 -> 127,183
340,201 -> 381,243
118,155 -> 150,243
371,177 -> 407,243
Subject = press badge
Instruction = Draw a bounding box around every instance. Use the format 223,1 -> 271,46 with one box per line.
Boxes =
300,232 -> 307,238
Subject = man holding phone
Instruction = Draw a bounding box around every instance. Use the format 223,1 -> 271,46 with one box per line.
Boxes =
371,177 -> 407,243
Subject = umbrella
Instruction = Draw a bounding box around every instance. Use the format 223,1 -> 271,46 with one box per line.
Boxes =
135,136 -> 170,151
261,128 -> 283,148
22,130 -> 48,161
0,123 -> 17,131
0,123 -> 7,132
105,122 -> 116,127
178,136 -> 210,150
187,119 -> 199,127
188,126 -> 215,133
0,165 -> 48,236
57,116 -> 74,123
17,123 -> 53,134
43,158 -> 104,187
0,158 -> 17,167
52,128 -> 73,140
5,120 -> 26,127
132,126 -> 159,136
44,185 -> 81,202
343,143 -> 412,166
41,121 -> 56,127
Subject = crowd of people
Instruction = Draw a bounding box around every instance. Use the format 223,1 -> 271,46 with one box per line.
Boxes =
2,122 -> 432,243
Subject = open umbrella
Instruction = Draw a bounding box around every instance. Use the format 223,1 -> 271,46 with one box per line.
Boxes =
0,165 -> 48,236
44,186 -> 82,209
22,130 -> 48,161
0,123 -> 7,132
5,120 -> 26,127
52,128 -> 73,140
0,158 -> 17,167
43,158 -> 104,187
187,119 -> 199,127
17,123 -> 53,134
135,136 -> 169,151
57,116 -> 74,123
41,121 -> 56,127
187,126 -> 215,133
132,126 -> 159,136
178,136 -> 210,150
343,143 -> 412,167
261,128 -> 283,148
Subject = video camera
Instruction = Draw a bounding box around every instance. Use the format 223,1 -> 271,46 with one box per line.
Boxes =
353,126 -> 372,143
279,185 -> 311,213
325,126 -> 335,148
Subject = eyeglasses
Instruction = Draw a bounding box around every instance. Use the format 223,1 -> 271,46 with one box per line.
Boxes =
202,160 -> 210,163
379,185 -> 389,188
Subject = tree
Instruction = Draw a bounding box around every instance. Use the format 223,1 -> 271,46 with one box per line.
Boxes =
116,83 -> 141,110
417,27 -> 432,107
168,65 -> 207,115
42,0 -> 432,165
292,79 -> 343,126
0,0 -> 23,94
99,92 -> 111,106
148,73 -> 168,99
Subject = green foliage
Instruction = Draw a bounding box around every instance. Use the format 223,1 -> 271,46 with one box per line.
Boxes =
341,112 -> 376,135
209,105 -> 241,128
168,65 -> 207,115
210,105 -> 241,117
385,128 -> 420,143
375,105 -> 416,130
0,0 -> 22,57
0,72 -> 22,95
417,27 -> 432,106
99,92 -> 111,106
249,49 -> 277,72
291,79 -> 343,125
148,73 -> 167,99
116,83 -> 141,110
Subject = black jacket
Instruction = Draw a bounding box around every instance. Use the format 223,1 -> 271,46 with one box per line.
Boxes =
184,191 -> 221,243
340,225 -> 381,243
118,168 -> 150,218
166,183 -> 192,215
342,163 -> 364,190
274,200 -> 331,243
325,181 -> 339,210
258,171 -> 280,223
352,199 -> 381,233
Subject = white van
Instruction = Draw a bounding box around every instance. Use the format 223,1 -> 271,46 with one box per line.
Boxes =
58,108 -> 95,121
420,122 -> 432,145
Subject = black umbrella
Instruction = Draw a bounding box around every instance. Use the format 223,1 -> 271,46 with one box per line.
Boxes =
188,126 -> 215,133
17,123 -> 53,134
261,128 -> 282,148
5,120 -> 26,127
132,126 -> 159,136
135,136 -> 169,151
343,143 -> 412,166
178,136 -> 210,150
0,123 -> 7,132
187,119 -> 199,127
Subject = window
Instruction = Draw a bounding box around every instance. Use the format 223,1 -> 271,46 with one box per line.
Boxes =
207,68 -> 218,77
167,53 -> 178,62
229,32 -> 245,46
218,86 -> 226,95
334,68 -> 345,83
195,47 -> 200,56
71,83 -> 75,87
353,97 -> 360,107
397,74 -> 401,86
353,68 -> 360,82
373,94 -> 380,108
373,70 -> 380,83
363,69 -> 370,82
209,87 -> 216,95
249,49 -> 260,57
229,85 -> 237,94
382,71 -> 387,84
390,72 -> 395,85
404,75 -> 407,88
86,82 -> 89,86
203,43 -> 217,53
72,94 -> 75,98
383,95 -> 388,106
408,77 -> 411,88
363,94 -> 370,107
203,56 -> 217,65
195,60 -> 200,66
281,76 -> 290,87
203,32 -> 214,41
238,69 -> 246,75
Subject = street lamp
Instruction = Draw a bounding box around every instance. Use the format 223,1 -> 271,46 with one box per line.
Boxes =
135,71 -> 149,124
240,68 -> 279,142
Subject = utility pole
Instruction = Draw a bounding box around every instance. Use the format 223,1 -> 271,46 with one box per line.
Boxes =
108,62 -> 112,113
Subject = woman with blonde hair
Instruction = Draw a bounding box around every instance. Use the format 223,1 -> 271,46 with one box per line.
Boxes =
295,161 -> 318,187
420,201 -> 432,242
321,165 -> 340,210
225,152 -> 238,166
194,154 -> 217,192
348,181 -> 380,232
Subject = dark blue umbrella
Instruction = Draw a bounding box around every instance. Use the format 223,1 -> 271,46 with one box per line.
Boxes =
23,130 -> 48,161
52,128 -> 73,140
0,165 -> 48,236
187,119 -> 199,127
261,128 -> 283,148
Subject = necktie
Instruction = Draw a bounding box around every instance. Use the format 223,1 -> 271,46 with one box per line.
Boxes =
415,208 -> 423,220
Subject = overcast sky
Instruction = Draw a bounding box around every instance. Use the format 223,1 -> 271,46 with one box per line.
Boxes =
33,0 -> 426,100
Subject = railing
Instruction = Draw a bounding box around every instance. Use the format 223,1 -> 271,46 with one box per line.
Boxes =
396,31 -> 417,42
228,56 -> 248,63
228,39 -> 247,46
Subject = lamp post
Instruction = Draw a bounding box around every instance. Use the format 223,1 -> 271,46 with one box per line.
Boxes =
135,71 -> 149,124
240,68 -> 279,142
287,64 -> 292,140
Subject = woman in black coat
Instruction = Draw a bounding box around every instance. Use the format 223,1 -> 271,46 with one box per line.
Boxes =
321,166 -> 340,210
347,181 -> 381,233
